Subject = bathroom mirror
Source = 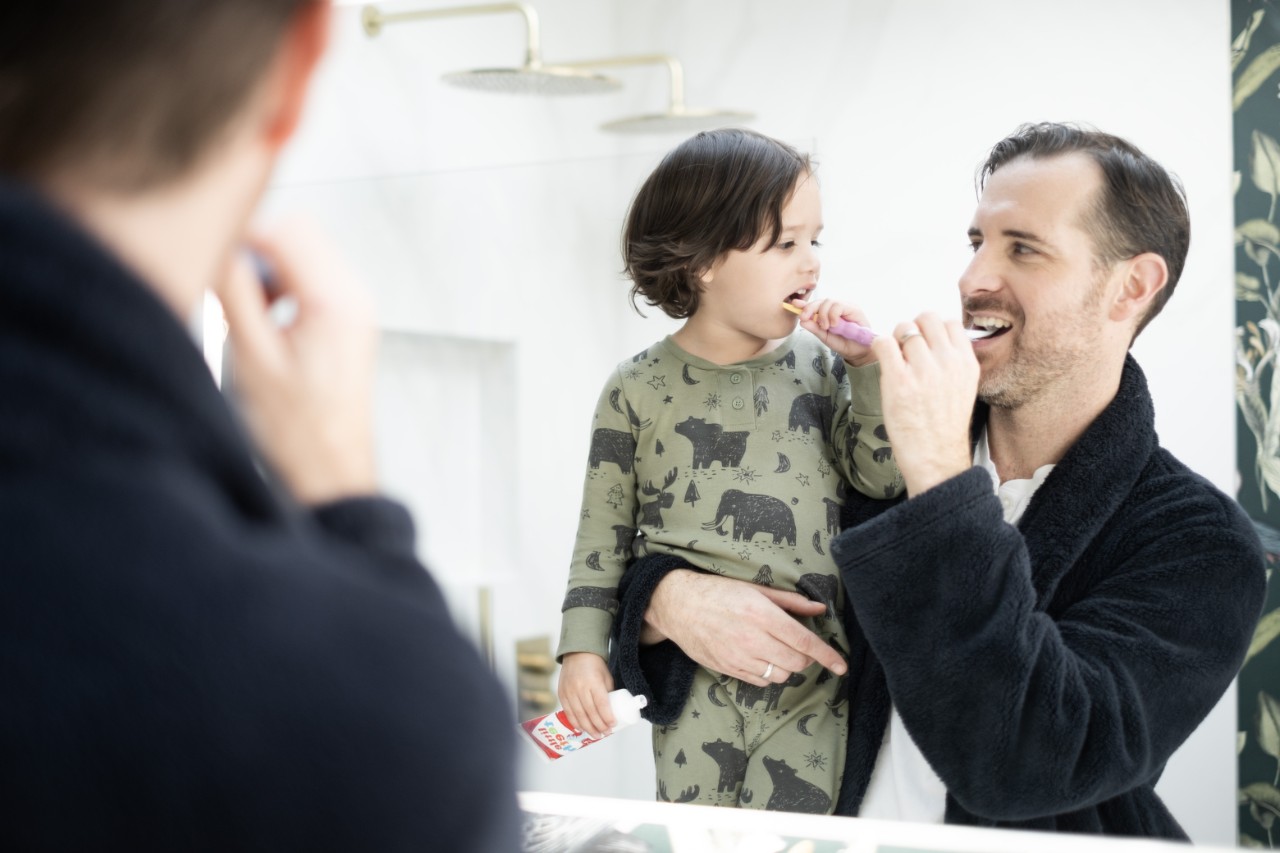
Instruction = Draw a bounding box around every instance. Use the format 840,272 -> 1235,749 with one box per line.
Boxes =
269,1 -> 1241,843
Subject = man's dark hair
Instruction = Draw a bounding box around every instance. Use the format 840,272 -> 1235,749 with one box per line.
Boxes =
0,1 -> 310,191
623,127 -> 812,319
978,122 -> 1190,337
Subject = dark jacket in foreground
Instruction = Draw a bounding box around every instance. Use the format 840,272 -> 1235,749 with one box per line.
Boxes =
615,355 -> 1265,839
0,181 -> 520,851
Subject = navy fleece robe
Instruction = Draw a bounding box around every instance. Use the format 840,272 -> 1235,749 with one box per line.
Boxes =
615,356 -> 1265,839
0,181 -> 520,851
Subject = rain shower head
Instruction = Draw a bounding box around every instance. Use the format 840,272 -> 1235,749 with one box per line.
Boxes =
559,53 -> 754,134
362,3 -> 622,95
601,108 -> 755,135
439,66 -> 618,96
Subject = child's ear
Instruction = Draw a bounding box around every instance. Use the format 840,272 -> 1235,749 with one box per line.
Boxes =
696,257 -> 722,286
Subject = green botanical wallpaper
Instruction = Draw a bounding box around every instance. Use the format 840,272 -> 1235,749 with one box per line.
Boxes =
1236,2 -> 1280,847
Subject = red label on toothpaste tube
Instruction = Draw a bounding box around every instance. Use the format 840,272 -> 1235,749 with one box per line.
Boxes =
519,710 -> 606,761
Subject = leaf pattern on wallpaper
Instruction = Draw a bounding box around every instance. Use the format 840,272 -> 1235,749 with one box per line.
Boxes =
1254,131 -> 1280,222
1259,691 -> 1280,771
1234,7 -> 1280,847
1238,217 -> 1280,245
1235,9 -> 1266,71
1235,43 -> 1280,111
1236,318 -> 1280,510
1233,149 -> 1280,512
1242,781 -> 1280,846
1238,219 -> 1280,287
1251,609 -> 1280,668
1243,272 -> 1267,304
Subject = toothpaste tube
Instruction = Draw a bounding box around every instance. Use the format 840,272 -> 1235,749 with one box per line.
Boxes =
519,689 -> 648,761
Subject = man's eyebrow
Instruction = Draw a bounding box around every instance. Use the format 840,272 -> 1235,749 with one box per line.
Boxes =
1003,228 -> 1050,245
968,226 -> 1056,249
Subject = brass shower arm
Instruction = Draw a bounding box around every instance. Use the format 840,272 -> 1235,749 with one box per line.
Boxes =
558,54 -> 688,113
362,3 -> 545,68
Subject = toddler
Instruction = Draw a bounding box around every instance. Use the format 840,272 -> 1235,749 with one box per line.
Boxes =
556,128 -> 902,813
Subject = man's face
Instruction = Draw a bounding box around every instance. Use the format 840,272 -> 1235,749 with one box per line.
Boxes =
961,153 -> 1117,409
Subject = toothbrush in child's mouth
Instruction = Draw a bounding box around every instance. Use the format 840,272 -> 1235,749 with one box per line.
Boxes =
781,302 -> 994,345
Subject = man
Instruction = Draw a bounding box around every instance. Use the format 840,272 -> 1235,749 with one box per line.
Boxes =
0,2 -> 518,849
613,122 -> 1265,838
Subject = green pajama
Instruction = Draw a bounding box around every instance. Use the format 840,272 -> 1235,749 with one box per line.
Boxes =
652,662 -> 847,813
556,333 -> 901,811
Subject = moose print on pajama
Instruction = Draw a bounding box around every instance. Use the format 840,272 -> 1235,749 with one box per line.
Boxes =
557,333 -> 903,811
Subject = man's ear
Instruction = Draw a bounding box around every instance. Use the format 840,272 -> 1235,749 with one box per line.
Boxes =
260,0 -> 332,151
1109,252 -> 1167,325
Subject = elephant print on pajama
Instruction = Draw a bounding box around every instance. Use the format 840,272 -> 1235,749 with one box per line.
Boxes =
702,489 -> 798,546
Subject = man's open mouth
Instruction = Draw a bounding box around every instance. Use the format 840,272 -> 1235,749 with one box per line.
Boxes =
969,315 -> 1011,339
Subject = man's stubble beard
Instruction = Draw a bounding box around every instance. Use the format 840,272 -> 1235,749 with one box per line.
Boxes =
975,271 -> 1109,411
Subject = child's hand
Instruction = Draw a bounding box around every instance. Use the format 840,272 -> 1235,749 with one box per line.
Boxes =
557,652 -> 616,739
794,297 -> 878,367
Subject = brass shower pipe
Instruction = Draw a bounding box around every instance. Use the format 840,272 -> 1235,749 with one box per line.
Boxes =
557,52 -> 754,133
362,3 -> 541,68
558,53 -> 691,114
360,2 -> 621,94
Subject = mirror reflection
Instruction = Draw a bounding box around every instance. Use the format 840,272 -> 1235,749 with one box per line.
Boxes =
275,1 -> 1251,846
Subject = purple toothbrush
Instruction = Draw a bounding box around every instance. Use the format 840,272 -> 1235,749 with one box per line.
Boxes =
782,302 -> 993,345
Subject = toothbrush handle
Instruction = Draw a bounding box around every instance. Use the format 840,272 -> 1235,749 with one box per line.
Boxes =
824,319 -> 991,345
826,317 -> 877,346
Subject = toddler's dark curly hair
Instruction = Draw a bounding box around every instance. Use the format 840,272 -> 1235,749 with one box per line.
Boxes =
623,128 -> 812,319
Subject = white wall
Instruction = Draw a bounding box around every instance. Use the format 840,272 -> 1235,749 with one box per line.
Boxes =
276,0 -> 1239,843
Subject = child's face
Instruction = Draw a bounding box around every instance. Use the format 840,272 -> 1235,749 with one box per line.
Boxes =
697,173 -> 822,343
